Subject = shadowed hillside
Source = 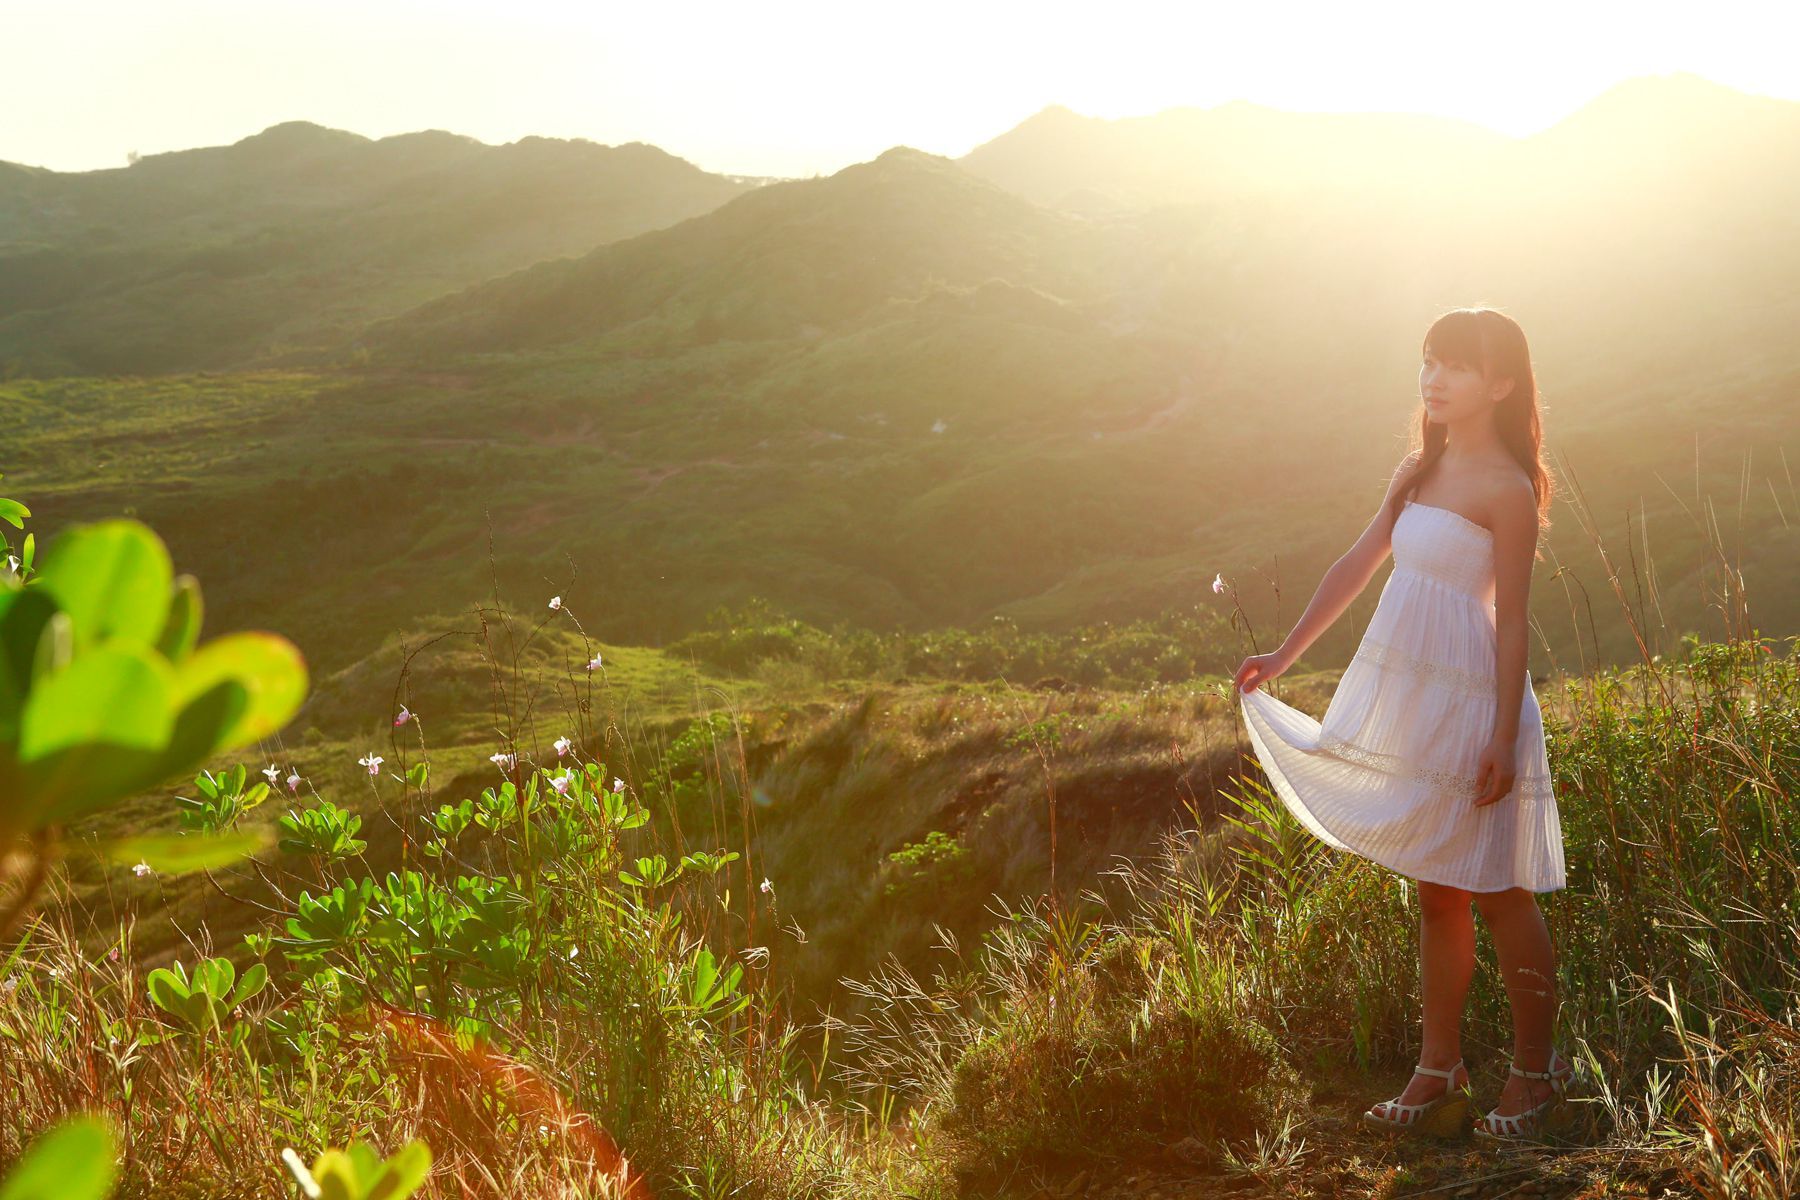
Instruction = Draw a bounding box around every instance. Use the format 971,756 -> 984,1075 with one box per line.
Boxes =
0,120 -> 770,375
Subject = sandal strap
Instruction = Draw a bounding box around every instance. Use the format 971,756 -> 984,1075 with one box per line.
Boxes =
1412,1060 -> 1465,1080
1508,1049 -> 1570,1082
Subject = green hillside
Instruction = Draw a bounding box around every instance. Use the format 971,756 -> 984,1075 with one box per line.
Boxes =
0,120 -> 765,375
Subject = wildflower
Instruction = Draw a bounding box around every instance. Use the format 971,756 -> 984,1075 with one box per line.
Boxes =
612,777 -> 625,793
287,771 -> 302,793
394,705 -> 413,726
132,861 -> 153,878
548,595 -> 562,611
107,946 -> 120,963
585,652 -> 604,671
358,752 -> 384,775
1211,572 -> 1226,595
549,771 -> 573,796
0,977 -> 15,992
262,764 -> 281,784
760,877 -> 774,895
490,751 -> 516,771
554,735 -> 573,757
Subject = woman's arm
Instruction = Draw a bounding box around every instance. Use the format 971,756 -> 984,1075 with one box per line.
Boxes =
1270,451 -> 1421,667
1473,481 -> 1541,806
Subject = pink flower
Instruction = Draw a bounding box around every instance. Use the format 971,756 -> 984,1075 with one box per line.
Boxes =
554,735 -> 573,757
612,777 -> 625,793
490,751 -> 516,772
286,772 -> 302,793
548,595 -> 562,611
549,771 -> 573,796
394,705 -> 413,726
585,653 -> 604,672
358,752 -> 384,775
1211,573 -> 1226,595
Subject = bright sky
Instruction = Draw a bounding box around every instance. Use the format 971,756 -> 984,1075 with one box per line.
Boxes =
7,0 -> 1797,177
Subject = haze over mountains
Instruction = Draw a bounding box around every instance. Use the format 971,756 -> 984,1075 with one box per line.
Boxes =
0,122 -> 769,373
4,71 -> 1797,677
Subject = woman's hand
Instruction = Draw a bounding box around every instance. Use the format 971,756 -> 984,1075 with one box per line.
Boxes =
1233,649 -> 1294,694
1472,736 -> 1519,807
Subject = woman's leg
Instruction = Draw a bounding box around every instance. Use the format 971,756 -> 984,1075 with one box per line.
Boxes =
1473,886 -> 1560,1115
1377,879 -> 1476,1109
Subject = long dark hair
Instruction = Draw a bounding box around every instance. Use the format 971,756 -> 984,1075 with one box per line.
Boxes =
1389,307 -> 1555,557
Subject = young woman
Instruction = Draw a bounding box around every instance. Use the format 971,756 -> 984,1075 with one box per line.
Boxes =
1232,307 -> 1579,1141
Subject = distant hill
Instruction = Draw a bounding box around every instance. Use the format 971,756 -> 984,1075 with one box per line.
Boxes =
0,120 -> 773,374
6,75 -> 1799,681
355,145 -> 1116,356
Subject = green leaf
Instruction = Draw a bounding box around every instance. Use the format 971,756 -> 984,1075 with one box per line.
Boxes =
0,590 -> 57,737
98,830 -> 269,875
16,644 -> 175,829
146,966 -> 189,1011
154,576 -> 202,661
31,521 -> 173,648
0,498 -> 28,530
230,962 -> 268,1008
167,633 -> 307,755
29,611 -> 71,686
365,1141 -> 431,1200
0,1114 -> 116,1200
192,957 -> 235,1002
310,1147 -> 364,1200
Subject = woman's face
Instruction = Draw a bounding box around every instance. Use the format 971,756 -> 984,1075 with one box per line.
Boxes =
1419,346 -> 1506,424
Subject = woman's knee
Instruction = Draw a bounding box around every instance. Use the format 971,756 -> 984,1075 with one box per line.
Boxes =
1472,886 -> 1535,921
1418,880 -> 1474,919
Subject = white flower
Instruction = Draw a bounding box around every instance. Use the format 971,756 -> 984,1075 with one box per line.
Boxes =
262,764 -> 280,784
585,652 -> 604,672
612,777 -> 625,793
1211,572 -> 1226,595
287,772 -> 302,793
358,752 -> 384,775
394,705 -> 413,726
549,771 -> 573,796
132,861 -> 153,878
548,595 -> 562,611
490,751 -> 516,771
553,735 -> 573,757
760,877 -> 773,894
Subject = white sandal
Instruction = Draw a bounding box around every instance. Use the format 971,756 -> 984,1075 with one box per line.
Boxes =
1361,1059 -> 1472,1138
1474,1047 -> 1581,1142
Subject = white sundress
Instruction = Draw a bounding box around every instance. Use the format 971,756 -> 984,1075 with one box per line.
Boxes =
1237,498 -> 1567,893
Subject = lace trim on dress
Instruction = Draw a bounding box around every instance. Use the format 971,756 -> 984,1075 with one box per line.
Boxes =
1349,638 -> 1497,699
1317,731 -> 1557,802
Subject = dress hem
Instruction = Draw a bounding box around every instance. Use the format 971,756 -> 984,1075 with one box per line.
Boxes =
1238,685 -> 1566,896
